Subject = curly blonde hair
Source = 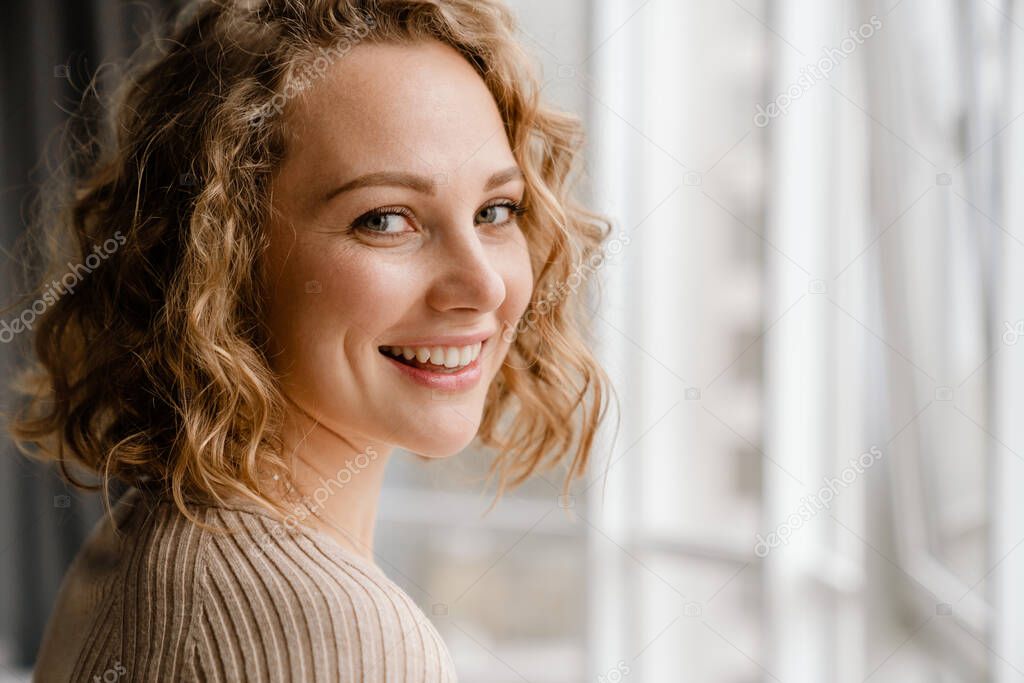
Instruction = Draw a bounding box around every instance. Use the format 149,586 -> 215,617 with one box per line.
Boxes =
6,0 -> 614,529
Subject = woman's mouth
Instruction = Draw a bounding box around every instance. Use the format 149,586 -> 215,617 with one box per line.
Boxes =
377,340 -> 486,392
378,342 -> 482,372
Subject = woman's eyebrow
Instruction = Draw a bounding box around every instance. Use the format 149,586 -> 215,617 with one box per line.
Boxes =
322,165 -> 523,203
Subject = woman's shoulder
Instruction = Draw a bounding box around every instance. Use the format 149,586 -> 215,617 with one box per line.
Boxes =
33,486 -> 212,681
34,486 -> 458,682
180,492 -> 461,681
191,491 -> 423,619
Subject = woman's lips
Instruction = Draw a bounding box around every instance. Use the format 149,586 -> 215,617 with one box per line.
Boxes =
378,339 -> 486,392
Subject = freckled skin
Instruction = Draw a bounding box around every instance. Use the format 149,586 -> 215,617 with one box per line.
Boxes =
261,39 -> 534,458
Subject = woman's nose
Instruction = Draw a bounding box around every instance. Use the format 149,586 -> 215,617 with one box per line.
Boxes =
424,227 -> 507,314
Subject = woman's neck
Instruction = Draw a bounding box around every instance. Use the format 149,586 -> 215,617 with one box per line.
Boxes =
269,403 -> 393,562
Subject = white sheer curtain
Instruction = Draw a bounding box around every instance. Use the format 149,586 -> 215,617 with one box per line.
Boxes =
588,0 -> 1023,681
996,4 -> 1024,679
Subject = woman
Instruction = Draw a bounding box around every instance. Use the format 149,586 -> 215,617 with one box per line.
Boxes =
11,0 -> 611,680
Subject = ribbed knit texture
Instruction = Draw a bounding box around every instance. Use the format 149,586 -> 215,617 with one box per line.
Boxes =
33,487 -> 458,682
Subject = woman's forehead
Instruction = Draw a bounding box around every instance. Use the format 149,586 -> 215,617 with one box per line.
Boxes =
276,41 -> 516,203
287,41 -> 505,152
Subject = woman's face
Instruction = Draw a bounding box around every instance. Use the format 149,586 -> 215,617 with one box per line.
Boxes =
262,39 -> 533,458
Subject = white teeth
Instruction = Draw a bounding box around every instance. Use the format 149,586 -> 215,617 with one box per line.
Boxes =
382,341 -> 485,369
429,346 -> 445,366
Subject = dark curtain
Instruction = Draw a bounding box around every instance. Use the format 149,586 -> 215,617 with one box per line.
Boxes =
0,0 -> 174,669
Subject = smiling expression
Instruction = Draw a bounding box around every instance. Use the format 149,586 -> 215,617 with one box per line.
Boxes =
260,39 -> 535,458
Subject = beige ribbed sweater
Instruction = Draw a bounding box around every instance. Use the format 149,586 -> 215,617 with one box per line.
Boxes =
33,486 -> 458,682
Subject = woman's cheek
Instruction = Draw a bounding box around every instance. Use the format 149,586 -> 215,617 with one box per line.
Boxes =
331,257 -> 428,334
503,241 -> 535,323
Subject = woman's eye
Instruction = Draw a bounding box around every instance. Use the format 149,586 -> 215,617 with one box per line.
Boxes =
351,201 -> 524,238
363,214 -> 402,233
477,202 -> 524,226
352,209 -> 413,235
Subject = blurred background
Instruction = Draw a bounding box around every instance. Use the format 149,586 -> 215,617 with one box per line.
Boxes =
2,0 -> 1023,681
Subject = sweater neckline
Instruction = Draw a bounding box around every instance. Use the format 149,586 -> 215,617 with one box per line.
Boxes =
124,486 -> 390,582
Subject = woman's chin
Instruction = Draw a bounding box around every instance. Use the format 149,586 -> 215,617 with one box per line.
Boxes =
403,429 -> 479,459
